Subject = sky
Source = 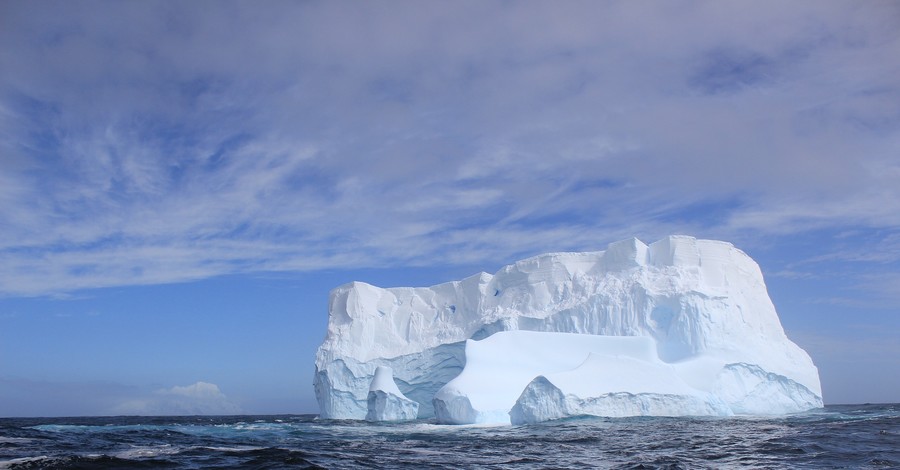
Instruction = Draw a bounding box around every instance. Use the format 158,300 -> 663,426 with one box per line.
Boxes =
1,0 -> 898,417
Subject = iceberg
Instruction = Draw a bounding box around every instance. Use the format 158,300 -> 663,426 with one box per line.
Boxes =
313,236 -> 823,423
366,366 -> 419,421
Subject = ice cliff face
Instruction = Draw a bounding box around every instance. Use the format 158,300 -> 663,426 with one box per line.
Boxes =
314,236 -> 823,423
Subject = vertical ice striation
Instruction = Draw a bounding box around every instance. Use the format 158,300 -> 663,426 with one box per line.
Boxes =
313,236 -> 822,423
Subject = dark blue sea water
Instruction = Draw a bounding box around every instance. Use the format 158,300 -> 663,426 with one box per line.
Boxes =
1,405 -> 897,469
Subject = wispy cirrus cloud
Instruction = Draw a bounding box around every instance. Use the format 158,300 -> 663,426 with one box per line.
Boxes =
1,1 -> 899,297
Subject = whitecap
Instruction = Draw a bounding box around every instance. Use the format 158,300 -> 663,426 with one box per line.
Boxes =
114,444 -> 182,460
0,456 -> 53,469
0,437 -> 32,444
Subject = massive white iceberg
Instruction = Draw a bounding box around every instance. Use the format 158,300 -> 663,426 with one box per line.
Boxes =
314,236 -> 822,424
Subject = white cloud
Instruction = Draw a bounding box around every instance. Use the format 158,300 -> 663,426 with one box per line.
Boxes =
112,381 -> 242,416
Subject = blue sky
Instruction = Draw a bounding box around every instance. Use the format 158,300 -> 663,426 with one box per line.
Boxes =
1,1 -> 898,416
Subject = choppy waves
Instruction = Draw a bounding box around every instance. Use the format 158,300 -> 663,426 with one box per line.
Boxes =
1,405 -> 897,469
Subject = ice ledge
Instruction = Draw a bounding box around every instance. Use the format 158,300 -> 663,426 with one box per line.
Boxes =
508,360 -> 823,425
431,330 -> 822,425
510,375 -> 733,425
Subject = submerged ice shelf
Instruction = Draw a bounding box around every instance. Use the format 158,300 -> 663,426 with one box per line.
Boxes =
314,236 -> 823,424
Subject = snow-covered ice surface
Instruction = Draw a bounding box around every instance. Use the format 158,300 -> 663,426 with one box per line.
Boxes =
314,236 -> 823,423
432,331 -> 729,424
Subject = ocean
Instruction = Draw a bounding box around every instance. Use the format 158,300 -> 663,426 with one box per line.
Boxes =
1,404 -> 897,469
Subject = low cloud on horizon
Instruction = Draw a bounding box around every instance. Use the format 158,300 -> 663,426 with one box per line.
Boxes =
112,381 -> 242,416
0,378 -> 242,417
